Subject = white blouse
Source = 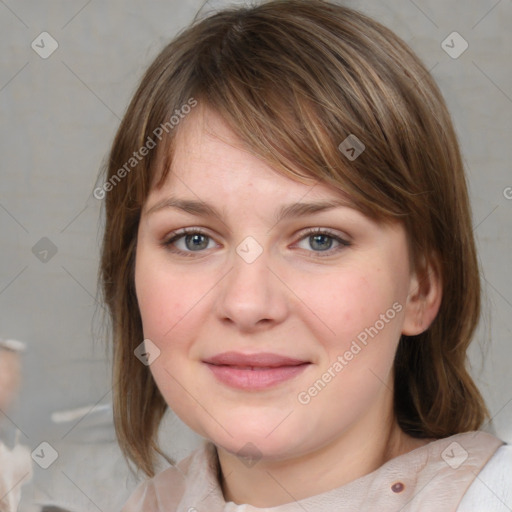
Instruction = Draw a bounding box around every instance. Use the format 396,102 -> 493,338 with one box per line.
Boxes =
122,430 -> 511,511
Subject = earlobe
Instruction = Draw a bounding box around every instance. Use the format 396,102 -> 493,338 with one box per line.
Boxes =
402,253 -> 443,336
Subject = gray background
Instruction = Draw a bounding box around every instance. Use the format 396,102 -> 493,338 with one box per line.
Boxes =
0,0 -> 511,510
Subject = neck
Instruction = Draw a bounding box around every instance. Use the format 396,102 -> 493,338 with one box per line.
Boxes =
216,390 -> 429,507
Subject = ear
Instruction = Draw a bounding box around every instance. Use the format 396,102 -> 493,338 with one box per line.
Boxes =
402,252 -> 443,336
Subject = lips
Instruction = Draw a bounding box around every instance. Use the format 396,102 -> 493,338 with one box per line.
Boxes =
203,351 -> 310,390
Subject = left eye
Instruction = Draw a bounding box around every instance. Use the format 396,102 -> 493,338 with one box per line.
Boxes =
295,230 -> 349,253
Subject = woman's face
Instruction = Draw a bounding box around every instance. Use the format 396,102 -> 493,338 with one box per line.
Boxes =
135,107 -> 423,461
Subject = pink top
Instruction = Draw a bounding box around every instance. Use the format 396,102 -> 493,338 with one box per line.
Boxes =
122,430 -> 505,511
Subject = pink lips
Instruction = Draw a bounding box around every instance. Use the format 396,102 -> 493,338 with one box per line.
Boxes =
203,351 -> 310,390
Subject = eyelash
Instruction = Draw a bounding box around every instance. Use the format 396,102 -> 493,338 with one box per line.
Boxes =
162,227 -> 351,258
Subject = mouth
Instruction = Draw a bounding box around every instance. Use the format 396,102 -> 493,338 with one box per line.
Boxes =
203,351 -> 311,390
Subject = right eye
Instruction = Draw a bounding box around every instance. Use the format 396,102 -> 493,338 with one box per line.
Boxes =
163,228 -> 219,256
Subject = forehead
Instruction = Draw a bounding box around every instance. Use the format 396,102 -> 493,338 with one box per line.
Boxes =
149,106 -> 350,208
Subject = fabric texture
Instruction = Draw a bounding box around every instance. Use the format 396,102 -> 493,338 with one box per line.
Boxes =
0,442 -> 32,512
121,431 -> 508,512
457,442 -> 512,511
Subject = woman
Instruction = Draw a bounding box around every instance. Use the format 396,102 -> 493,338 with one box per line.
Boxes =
97,1 -> 512,509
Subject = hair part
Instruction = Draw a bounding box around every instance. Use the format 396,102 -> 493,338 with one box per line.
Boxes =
99,0 -> 489,476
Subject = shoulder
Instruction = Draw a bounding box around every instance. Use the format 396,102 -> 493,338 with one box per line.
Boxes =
457,443 -> 512,511
121,442 -> 215,512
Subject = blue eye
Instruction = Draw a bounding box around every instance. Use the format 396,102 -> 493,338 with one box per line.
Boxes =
295,228 -> 350,255
308,233 -> 334,251
181,233 -> 210,251
163,227 -> 350,258
164,229 -> 216,255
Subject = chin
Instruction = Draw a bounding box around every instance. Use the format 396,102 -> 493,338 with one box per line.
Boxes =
201,418 -> 311,462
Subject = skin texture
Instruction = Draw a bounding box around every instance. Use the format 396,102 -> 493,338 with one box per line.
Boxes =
134,106 -> 442,506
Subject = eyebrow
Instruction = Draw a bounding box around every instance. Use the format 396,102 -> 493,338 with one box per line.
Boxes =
146,196 -> 354,224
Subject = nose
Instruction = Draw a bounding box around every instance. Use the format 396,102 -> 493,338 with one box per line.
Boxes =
213,243 -> 289,333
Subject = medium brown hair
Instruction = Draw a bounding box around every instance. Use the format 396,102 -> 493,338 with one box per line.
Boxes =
99,0 -> 489,476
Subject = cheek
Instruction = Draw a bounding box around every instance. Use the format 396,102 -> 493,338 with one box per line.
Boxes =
135,248 -> 207,342
290,266 -> 403,355
135,273 -> 176,342
294,271 -> 404,425
134,249 -> 209,430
